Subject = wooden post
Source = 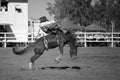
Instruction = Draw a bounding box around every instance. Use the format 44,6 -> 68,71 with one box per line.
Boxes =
4,32 -> 6,48
84,32 -> 87,47
111,33 -> 113,47
111,21 -> 114,47
32,21 -> 34,42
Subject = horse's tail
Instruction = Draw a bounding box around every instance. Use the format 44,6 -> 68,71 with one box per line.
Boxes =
12,43 -> 35,55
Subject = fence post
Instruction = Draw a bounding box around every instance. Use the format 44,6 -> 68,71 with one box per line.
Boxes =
111,21 -> 114,47
84,32 -> 87,47
3,33 -> 6,48
32,21 -> 34,42
111,33 -> 114,47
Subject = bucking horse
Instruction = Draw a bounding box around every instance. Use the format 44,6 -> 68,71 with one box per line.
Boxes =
12,27 -> 77,70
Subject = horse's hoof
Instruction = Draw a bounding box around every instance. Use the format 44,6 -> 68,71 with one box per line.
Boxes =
29,67 -> 38,70
72,56 -> 77,60
55,59 -> 60,64
29,63 -> 38,70
32,67 -> 38,70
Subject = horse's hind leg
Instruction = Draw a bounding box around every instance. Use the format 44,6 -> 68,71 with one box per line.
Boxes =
69,43 -> 77,60
72,46 -> 78,60
29,47 -> 44,70
69,42 -> 74,58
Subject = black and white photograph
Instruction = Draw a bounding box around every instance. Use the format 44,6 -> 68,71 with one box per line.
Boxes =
0,0 -> 120,80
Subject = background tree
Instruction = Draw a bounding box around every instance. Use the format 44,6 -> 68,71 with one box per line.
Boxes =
47,0 -> 93,26
98,0 -> 120,32
47,0 -> 120,31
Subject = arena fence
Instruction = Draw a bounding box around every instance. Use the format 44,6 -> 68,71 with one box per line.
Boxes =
0,32 -> 120,48
74,31 -> 120,47
0,32 -> 35,48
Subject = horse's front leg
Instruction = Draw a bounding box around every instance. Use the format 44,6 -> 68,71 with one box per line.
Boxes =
55,54 -> 63,64
55,43 -> 64,64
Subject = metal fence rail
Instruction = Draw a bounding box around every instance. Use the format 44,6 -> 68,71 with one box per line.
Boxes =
0,32 -> 120,48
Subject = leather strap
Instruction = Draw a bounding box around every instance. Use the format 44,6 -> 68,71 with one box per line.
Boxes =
43,37 -> 48,50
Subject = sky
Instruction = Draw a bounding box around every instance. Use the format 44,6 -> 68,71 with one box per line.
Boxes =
28,0 -> 55,20
28,0 -> 98,20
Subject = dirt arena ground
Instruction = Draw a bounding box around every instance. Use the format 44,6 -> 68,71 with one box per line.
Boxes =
0,47 -> 120,80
